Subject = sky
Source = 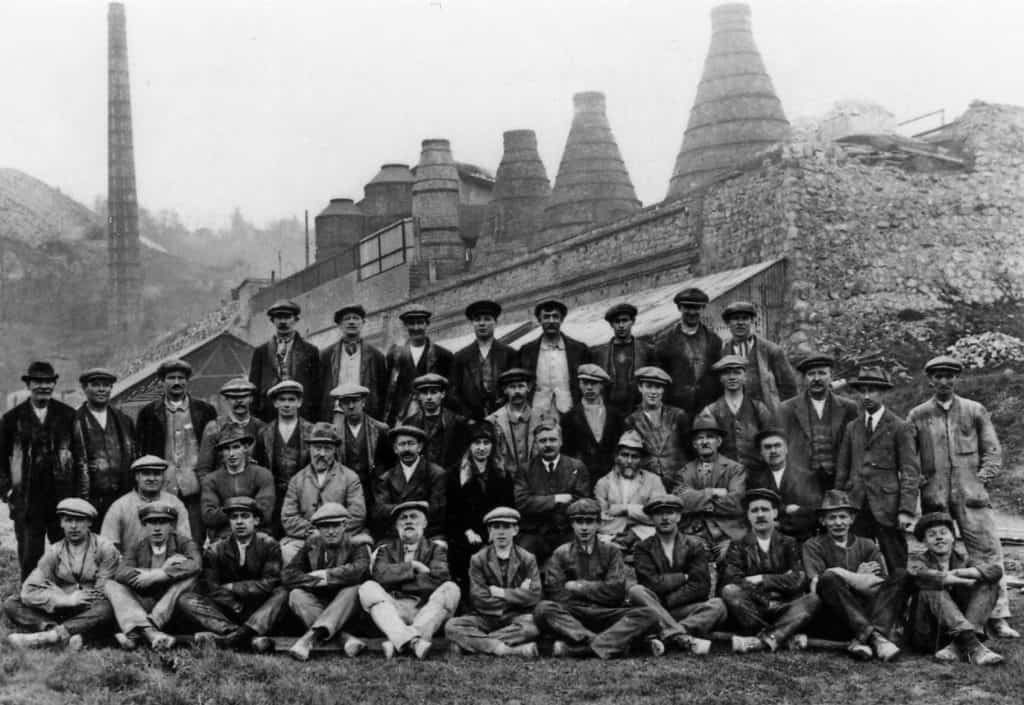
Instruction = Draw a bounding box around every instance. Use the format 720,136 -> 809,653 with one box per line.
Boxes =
2,0 -> 1023,231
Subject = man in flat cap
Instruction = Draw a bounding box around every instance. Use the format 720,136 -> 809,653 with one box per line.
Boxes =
102,455 -> 192,552
747,429 -> 824,543
201,424 -> 275,541
135,358 -> 217,542
801,490 -> 902,661
698,355 -> 775,471
402,373 -> 469,470
383,308 -> 453,426
593,431 -> 666,550
72,367 -> 137,526
534,498 -> 659,659
450,300 -> 520,421
655,287 -> 723,416
561,364 -> 625,488
5,498 -> 118,650
519,299 -> 593,416
177,496 -> 288,651
627,494 -> 725,654
903,512 -> 1004,665
835,367 -> 919,576
319,304 -> 387,422
282,502 -> 371,660
445,506 -> 542,657
721,488 -> 819,653
281,422 -> 366,562
372,425 -> 446,538
1,361 -> 80,578
105,502 -> 202,651
623,366 -> 690,492
720,301 -> 797,414
514,420 -> 591,564
253,380 -> 313,536
330,382 -> 392,514
195,377 -> 265,479
358,501 -> 461,660
777,354 -> 858,494
487,368 -> 553,478
591,302 -> 656,418
907,355 -> 1018,638
249,299 -> 320,422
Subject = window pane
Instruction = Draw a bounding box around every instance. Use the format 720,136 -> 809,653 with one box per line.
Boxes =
380,227 -> 403,256
380,251 -> 404,272
359,238 -> 379,264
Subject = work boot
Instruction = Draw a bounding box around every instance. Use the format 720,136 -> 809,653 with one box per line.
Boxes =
551,640 -> 591,658
934,642 -> 963,663
513,643 -> 539,659
250,636 -> 275,654
648,637 -> 666,657
114,631 -> 142,651
846,638 -> 872,661
66,634 -> 84,652
381,641 -> 396,660
987,618 -> 1020,639
785,634 -> 807,651
869,633 -> 900,662
7,629 -> 64,650
343,636 -> 367,658
192,632 -> 218,649
731,635 -> 766,654
411,638 -> 432,660
142,627 -> 175,651
289,631 -> 317,662
967,642 -> 1004,666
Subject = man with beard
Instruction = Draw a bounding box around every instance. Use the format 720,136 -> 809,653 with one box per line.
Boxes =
450,300 -> 520,421
623,367 -> 690,492
358,501 -> 461,660
135,359 -> 217,543
518,300 -> 593,416
283,503 -> 371,661
383,308 -> 454,425
445,507 -> 542,658
5,498 -> 118,650
318,304 -> 387,421
698,356 -> 775,471
196,378 -> 265,479
835,367 -> 919,576
487,369 -> 552,478
593,431 -> 666,550
721,489 -> 820,654
561,364 -> 624,488
514,421 -> 591,564
747,429 -> 824,543
778,354 -> 858,493
720,301 -> 797,414
372,426 -> 446,539
253,380 -> 313,536
281,423 -> 366,562
72,368 -> 137,525
654,288 -> 723,416
0,361 -> 80,579
201,425 -> 276,541
249,300 -> 320,422
590,303 -> 655,418
102,456 -> 191,552
907,355 -> 1019,639
330,382 -> 392,514
402,374 -> 469,470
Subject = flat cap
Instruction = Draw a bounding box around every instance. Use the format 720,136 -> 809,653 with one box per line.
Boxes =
533,299 -> 568,319
483,506 -> 521,525
79,367 -> 117,385
722,301 -> 757,320
711,355 -> 748,373
330,382 -> 370,399
215,423 -> 254,451
566,498 -> 601,519
643,494 -> 685,516
139,502 -> 178,523
220,377 -> 257,397
498,368 -> 533,386
616,430 -> 646,451
267,299 -> 301,317
413,373 -> 448,391
924,355 -> 964,375
635,366 -> 672,386
21,361 -> 58,383
157,359 -> 193,379
304,422 -> 342,445
743,487 -> 781,508
131,455 -> 169,473
817,490 -> 859,515
604,302 -> 638,322
849,366 -> 893,390
577,364 -> 611,384
796,354 -> 834,374
689,415 -> 726,437
465,300 -> 502,320
914,512 -> 956,542
223,496 -> 261,517
334,304 -> 366,323
391,500 -> 429,519
753,427 -> 786,447
673,288 -> 710,306
267,380 -> 304,398
56,498 -> 98,521
311,502 -> 352,525
399,307 -> 432,323
388,424 -> 427,443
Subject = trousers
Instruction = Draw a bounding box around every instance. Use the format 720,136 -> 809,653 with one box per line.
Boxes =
105,577 -> 197,633
289,585 -> 361,640
177,588 -> 288,636
3,595 -> 114,637
815,571 -> 903,642
940,500 -> 1011,619
11,510 -> 60,581
358,581 -> 460,649
720,583 -> 820,643
533,600 -> 659,659
908,582 -> 999,652
626,584 -> 726,639
444,612 -> 539,655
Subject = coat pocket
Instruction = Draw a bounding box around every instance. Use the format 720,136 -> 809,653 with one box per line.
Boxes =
963,485 -> 991,509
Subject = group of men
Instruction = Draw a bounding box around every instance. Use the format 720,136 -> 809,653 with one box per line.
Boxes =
0,288 -> 1017,664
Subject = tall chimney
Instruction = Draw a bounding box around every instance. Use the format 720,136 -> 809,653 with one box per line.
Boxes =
107,2 -> 142,334
666,3 -> 789,199
412,139 -> 463,282
543,91 -> 639,245
480,129 -> 550,252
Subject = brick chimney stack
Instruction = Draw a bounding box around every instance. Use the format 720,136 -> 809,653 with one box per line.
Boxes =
478,129 -> 550,258
412,139 -> 463,282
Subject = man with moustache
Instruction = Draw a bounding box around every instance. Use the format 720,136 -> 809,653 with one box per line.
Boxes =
102,456 -> 191,553
135,359 -> 217,542
747,429 -> 824,543
253,380 -> 313,536
383,308 -> 454,426
196,378 -> 265,479
698,356 -> 775,471
593,431 -> 666,549
201,425 -> 275,541
249,300 -> 320,422
450,300 -> 520,421
319,304 -> 388,422
330,382 -> 392,513
720,301 -> 797,414
561,364 -> 625,488
518,300 -> 593,416
402,374 -> 469,470
0,361 -> 80,579
655,288 -> 723,416
487,369 -> 552,478
372,425 -> 447,539
623,367 -> 690,492
590,303 -> 656,418
72,368 -> 137,526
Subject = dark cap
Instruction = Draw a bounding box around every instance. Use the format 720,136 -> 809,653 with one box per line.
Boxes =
267,299 -> 301,317
157,359 -> 193,379
498,368 -> 533,387
711,355 -> 747,373
223,496 -> 261,518
689,415 -> 726,438
533,299 -> 567,319
399,308 -> 432,324
722,301 -> 757,321
753,427 -> 786,447
566,498 -> 601,519
467,420 -> 497,444
215,423 -> 254,451
412,373 -> 448,392
635,366 -> 672,386
643,494 -> 685,516
465,300 -> 502,320
673,288 -> 709,306
797,354 -> 834,374
924,356 -> 964,376
388,425 -> 427,443
334,304 -> 366,323
303,422 -> 342,445
604,302 -> 638,322
139,502 -> 178,523
743,488 -> 781,508
914,512 -> 956,542
816,490 -> 859,515
22,361 -> 58,383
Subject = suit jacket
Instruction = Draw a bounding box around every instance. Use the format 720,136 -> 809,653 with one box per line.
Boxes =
486,405 -> 554,477
654,323 -> 723,415
720,531 -> 806,600
202,531 -> 283,606
450,339 -> 520,420
116,532 -> 202,587
517,334 -> 593,410
513,455 -> 591,535
249,333 -> 321,422
747,462 -> 823,541
698,395 -> 775,471
835,409 -> 921,526
403,408 -> 470,471
593,469 -> 664,538
674,455 -> 747,542
71,404 -> 137,502
561,403 -> 624,486
383,338 -> 454,425
371,536 -> 450,603
281,533 -> 370,591
623,405 -> 690,491
136,396 -> 217,455
252,418 -> 314,494
466,544 -> 542,619
634,530 -> 712,609
195,415 -> 266,479
778,391 -> 859,488
372,457 -> 447,537
722,335 -> 798,413
543,538 -> 626,607
282,461 -> 366,538
589,337 -> 656,416
318,339 -> 388,421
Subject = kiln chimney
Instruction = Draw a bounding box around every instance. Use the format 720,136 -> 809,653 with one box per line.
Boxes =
480,129 -> 550,252
412,139 -> 463,282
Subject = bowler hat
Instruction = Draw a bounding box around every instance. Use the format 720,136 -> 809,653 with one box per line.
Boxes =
498,368 -> 533,387
388,425 -> 427,443
797,354 -> 834,374
673,288 -> 709,306
604,302 -> 638,322
56,498 -> 98,521
267,299 -> 301,317
711,355 -> 747,373
157,359 -> 193,379
21,361 -> 58,383
334,304 -> 366,323
139,502 -> 178,523
849,366 -> 893,390
743,488 -> 781,508
465,300 -> 502,320
215,424 -> 254,451
391,500 -> 429,519
399,308 -> 432,324
914,512 -> 956,542
412,373 -> 448,391
634,366 -> 672,386
577,364 -> 611,384
689,415 -> 726,437
643,494 -> 685,516
311,502 -> 351,525
616,430 -> 646,451
566,498 -> 601,519
304,422 -> 342,445
330,383 -> 370,400
753,427 -> 786,447
220,377 -> 257,397
924,355 -> 964,376
816,490 -> 859,514
533,299 -> 568,320
267,380 -> 303,398
722,301 -> 757,320
79,367 -> 117,385
132,455 -> 169,473
223,496 -> 261,518
483,506 -> 520,525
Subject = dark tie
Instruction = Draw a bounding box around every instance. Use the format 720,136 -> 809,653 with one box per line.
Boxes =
866,416 -> 874,435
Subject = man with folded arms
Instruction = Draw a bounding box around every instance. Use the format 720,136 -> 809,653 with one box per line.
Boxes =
445,506 -> 542,657
106,502 -> 201,651
358,501 -> 461,660
593,430 -> 665,552
283,502 -> 371,661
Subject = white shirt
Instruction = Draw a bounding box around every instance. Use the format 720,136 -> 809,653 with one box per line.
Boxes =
410,342 -> 426,367
347,421 -> 363,439
756,536 -> 772,553
659,536 -> 676,565
534,337 -> 572,414
314,469 -> 329,488
810,397 -> 827,419
89,407 -> 108,429
543,456 -> 561,474
278,418 -> 298,444
724,392 -> 744,415
235,538 -> 252,566
31,404 -> 48,424
401,461 -> 418,482
866,406 -> 886,432
476,339 -> 493,360
338,343 -> 362,386
771,466 -> 785,489
937,398 -> 954,411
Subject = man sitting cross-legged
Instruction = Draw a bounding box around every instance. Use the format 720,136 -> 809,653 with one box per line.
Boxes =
802,490 -> 902,661
445,506 -> 542,658
105,502 -> 201,651
283,502 -> 371,661
626,494 -> 725,656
